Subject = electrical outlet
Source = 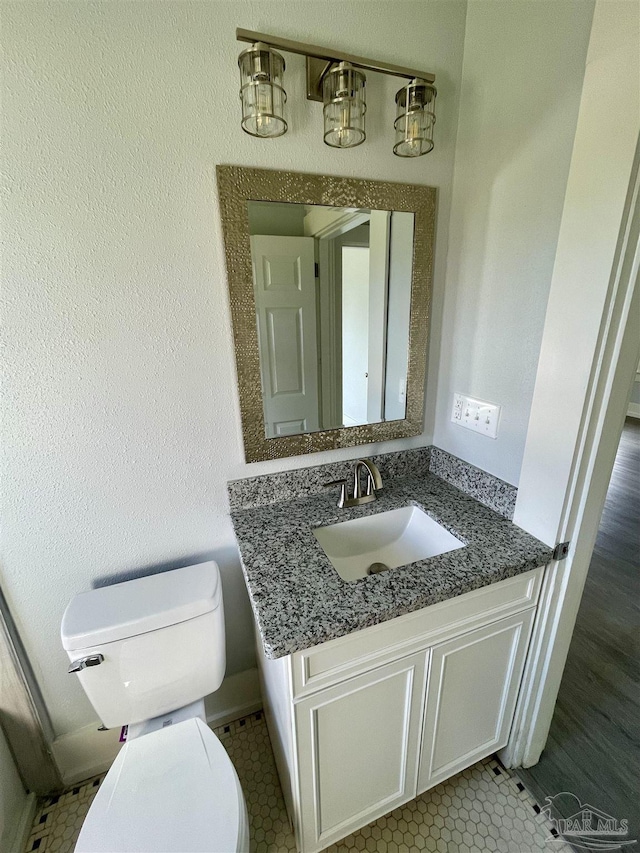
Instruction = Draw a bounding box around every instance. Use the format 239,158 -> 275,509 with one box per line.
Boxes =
451,393 -> 500,439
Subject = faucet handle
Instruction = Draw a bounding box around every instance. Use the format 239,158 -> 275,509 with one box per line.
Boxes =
323,479 -> 349,509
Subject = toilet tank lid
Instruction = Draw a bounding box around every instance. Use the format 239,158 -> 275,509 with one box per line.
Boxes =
61,562 -> 222,651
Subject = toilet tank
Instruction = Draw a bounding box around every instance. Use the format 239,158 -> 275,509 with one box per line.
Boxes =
61,562 -> 225,729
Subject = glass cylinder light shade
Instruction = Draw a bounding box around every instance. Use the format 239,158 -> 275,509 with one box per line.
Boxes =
239,42 -> 287,138
393,78 -> 436,157
323,62 -> 366,148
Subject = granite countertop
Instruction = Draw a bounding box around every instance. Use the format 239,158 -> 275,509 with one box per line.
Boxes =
231,472 -> 552,659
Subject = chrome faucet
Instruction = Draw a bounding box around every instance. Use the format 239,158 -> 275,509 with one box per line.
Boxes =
324,458 -> 383,508
354,458 -> 383,500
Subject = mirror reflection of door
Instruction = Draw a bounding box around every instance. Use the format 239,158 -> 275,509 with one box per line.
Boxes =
248,201 -> 414,439
251,235 -> 319,438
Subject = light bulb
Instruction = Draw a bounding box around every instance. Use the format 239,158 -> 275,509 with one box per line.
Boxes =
256,83 -> 274,136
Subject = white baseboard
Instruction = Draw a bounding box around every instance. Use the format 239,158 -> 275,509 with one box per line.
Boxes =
627,402 -> 640,418
51,668 -> 262,786
51,721 -> 123,787
9,792 -> 38,853
204,666 -> 262,727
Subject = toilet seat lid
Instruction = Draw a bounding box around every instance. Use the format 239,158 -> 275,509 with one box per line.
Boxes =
75,718 -> 246,853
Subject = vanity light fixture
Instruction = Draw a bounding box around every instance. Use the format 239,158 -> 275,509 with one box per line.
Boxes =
236,28 -> 437,155
394,78 -> 436,157
238,41 -> 287,138
323,62 -> 366,148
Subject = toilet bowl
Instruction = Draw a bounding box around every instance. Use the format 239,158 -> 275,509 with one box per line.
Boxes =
61,562 -> 249,853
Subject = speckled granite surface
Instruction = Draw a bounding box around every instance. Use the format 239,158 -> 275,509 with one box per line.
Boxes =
229,444 -> 517,520
227,447 -> 431,511
230,471 -> 552,659
429,447 -> 517,519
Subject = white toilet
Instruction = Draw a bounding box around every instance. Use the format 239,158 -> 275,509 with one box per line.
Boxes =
61,561 -> 249,853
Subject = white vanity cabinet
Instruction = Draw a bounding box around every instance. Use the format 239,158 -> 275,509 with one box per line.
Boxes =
296,651 -> 428,849
256,567 -> 543,853
417,609 -> 535,794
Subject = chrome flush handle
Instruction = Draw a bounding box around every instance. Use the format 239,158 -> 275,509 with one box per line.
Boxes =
68,654 -> 104,674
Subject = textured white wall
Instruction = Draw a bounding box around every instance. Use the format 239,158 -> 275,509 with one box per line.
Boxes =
430,0 -> 595,484
2,1 -> 467,737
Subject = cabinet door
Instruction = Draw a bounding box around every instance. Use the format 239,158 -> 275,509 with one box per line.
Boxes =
418,608 -> 535,794
295,651 -> 428,853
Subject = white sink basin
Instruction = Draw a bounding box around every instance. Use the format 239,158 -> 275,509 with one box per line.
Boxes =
313,506 -> 465,582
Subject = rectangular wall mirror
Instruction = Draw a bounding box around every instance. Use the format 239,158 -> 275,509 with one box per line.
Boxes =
248,201 -> 415,437
217,166 -> 436,462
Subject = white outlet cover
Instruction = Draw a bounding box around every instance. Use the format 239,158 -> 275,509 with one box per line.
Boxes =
451,393 -> 501,439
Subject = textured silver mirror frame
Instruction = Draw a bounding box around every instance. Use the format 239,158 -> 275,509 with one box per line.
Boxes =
216,165 -> 436,463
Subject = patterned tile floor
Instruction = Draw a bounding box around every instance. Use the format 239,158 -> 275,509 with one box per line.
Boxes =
25,711 -> 571,853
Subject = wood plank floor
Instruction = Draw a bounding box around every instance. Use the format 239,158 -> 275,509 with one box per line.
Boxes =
517,417 -> 640,841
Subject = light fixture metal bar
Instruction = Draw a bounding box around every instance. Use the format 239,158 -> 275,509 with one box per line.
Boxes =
236,28 -> 436,100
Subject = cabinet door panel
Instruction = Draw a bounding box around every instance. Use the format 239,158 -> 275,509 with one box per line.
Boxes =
418,609 -> 535,793
296,651 -> 427,853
